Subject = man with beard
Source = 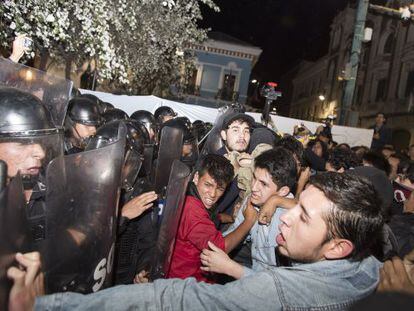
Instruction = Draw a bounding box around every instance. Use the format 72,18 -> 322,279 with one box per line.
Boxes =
214,113 -> 255,227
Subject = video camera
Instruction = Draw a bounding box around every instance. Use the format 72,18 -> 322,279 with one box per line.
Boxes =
260,82 -> 282,101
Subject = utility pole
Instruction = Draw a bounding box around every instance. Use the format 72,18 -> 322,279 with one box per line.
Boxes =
338,0 -> 369,125
339,1 -> 414,126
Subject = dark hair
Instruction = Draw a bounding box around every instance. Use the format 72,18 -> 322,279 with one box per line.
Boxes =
376,112 -> 386,119
308,139 -> 329,161
397,160 -> 414,183
254,147 -> 297,190
195,154 -> 234,188
362,151 -> 391,176
337,143 -> 351,150
327,148 -> 359,171
351,145 -> 369,165
274,135 -> 304,167
309,172 -> 384,260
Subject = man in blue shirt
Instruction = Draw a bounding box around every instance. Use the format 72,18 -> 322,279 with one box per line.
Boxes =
223,147 -> 297,271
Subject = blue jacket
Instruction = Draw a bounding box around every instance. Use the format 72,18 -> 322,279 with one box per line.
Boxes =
36,255 -> 381,310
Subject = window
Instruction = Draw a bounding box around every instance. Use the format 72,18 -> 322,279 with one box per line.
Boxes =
221,74 -> 236,101
405,70 -> 414,98
383,34 -> 394,54
375,79 -> 387,102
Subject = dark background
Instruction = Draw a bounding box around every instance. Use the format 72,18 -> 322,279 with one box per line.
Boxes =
200,0 -> 389,83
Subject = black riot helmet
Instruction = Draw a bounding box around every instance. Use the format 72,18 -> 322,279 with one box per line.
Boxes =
130,110 -> 157,142
101,101 -> 114,113
66,97 -> 102,126
161,117 -> 195,144
102,108 -> 129,124
154,106 -> 177,124
86,120 -> 147,154
0,86 -> 60,136
86,120 -> 146,190
79,93 -> 105,114
0,86 -> 64,186
192,120 -> 207,141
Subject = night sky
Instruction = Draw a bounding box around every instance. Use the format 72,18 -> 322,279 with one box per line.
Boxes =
200,0 -> 388,82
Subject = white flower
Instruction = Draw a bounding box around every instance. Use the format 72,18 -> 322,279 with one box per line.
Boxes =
46,15 -> 55,23
10,22 -> 16,30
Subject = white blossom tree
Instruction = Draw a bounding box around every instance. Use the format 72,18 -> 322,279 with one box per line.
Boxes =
0,0 -> 219,94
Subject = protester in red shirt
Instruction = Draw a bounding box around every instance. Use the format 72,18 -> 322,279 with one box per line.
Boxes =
167,154 -> 258,283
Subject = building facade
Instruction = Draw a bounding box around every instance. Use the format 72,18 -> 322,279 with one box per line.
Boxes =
286,5 -> 414,148
185,32 -> 262,108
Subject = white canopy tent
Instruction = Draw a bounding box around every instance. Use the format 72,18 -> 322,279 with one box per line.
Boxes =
80,89 -> 374,147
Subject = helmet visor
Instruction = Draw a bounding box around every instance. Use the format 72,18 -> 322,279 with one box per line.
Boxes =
0,132 -> 64,181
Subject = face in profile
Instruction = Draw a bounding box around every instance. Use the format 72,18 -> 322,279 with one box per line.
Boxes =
193,171 -> 226,209
220,120 -> 251,152
0,142 -> 46,178
182,143 -> 193,158
277,185 -> 333,263
73,123 -> 97,139
161,115 -> 174,124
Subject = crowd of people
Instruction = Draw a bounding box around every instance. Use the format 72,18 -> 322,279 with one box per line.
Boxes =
1,46 -> 414,310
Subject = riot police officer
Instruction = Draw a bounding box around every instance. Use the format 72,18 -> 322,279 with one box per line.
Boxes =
86,120 -> 158,285
64,97 -> 102,154
0,86 -> 64,241
160,117 -> 199,168
101,108 -> 129,124
130,110 -> 158,143
154,106 -> 177,125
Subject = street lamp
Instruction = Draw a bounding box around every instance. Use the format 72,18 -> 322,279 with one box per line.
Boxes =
251,79 -> 258,84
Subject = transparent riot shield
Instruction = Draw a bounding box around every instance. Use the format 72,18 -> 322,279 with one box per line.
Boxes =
42,125 -> 126,294
150,160 -> 191,280
182,137 -> 199,169
0,174 -> 32,310
142,144 -> 154,177
200,104 -> 241,156
0,57 -> 73,127
122,149 -> 142,191
153,126 -> 184,194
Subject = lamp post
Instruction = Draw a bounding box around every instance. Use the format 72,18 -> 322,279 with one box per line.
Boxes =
339,0 -> 369,126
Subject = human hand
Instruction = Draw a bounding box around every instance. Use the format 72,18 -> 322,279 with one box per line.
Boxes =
403,191 -> 414,213
316,125 -> 324,135
7,252 -> 44,311
403,248 -> 414,284
377,254 -> 414,294
9,35 -> 31,63
258,197 -> 278,226
300,134 -> 310,148
134,270 -> 149,284
298,167 -> 311,186
243,201 -> 258,224
200,241 -> 244,279
373,133 -> 380,140
121,191 -> 157,219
